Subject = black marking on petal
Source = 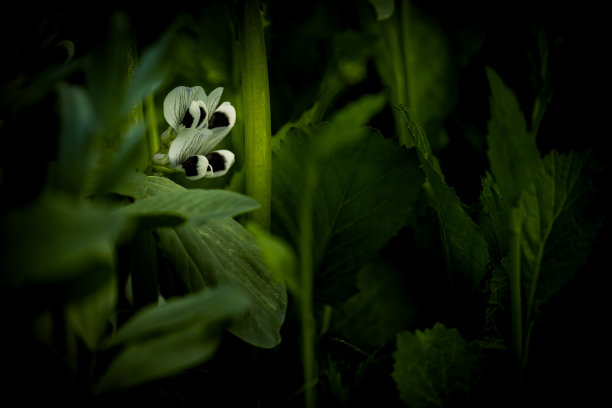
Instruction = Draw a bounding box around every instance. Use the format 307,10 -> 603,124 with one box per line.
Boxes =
182,109 -> 195,128
182,156 -> 199,177
206,152 -> 227,172
196,106 -> 207,127
208,111 -> 230,129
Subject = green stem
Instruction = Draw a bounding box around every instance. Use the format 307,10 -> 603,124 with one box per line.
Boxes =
508,206 -> 523,381
380,15 -> 410,147
299,162 -> 317,408
239,0 -> 272,230
144,94 -> 159,158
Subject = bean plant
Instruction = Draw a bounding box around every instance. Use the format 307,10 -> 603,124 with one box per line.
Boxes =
0,1 -> 607,407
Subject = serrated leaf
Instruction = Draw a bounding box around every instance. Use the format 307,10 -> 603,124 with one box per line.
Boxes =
399,106 -> 489,289
156,218 -> 287,348
392,323 -> 484,408
521,150 -> 602,316
479,171 -> 509,261
486,67 -> 540,205
272,126 -> 423,303
331,260 -> 416,349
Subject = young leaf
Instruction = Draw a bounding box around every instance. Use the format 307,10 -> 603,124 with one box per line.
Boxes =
392,323 -> 484,408
479,171 -> 509,261
95,285 -> 249,392
272,126 -> 423,303
399,106 -> 489,289
156,218 -> 287,349
486,67 -> 540,205
521,150 -> 602,318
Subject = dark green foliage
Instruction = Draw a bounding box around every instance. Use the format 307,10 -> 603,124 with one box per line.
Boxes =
393,323 -> 485,407
1,1 -> 608,407
272,123 -> 423,303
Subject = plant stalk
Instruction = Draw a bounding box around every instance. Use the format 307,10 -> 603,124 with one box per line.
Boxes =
144,94 -> 159,158
239,0 -> 272,230
299,163 -> 318,408
508,206 -> 523,381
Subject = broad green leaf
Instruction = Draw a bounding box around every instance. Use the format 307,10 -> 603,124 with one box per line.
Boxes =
272,125 -> 423,303
144,175 -> 184,195
486,67 -> 540,205
1,193 -> 127,302
156,218 -> 287,348
110,171 -> 149,200
118,188 -> 260,227
521,150 -> 601,317
392,323 -> 484,408
96,323 -> 220,393
128,175 -> 286,348
95,285 -> 248,392
332,260 -> 417,349
399,106 -> 489,289
314,93 -> 386,157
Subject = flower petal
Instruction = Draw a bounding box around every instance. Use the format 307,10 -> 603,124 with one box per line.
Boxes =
205,87 -> 224,116
163,86 -> 207,131
168,127 -> 209,167
202,102 -> 236,153
182,155 -> 211,180
204,150 -> 235,178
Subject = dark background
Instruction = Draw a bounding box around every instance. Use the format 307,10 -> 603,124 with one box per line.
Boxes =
1,1 -> 609,406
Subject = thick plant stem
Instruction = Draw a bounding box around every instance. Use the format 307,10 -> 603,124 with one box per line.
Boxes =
299,163 -> 318,408
239,0 -> 272,230
508,206 -> 523,381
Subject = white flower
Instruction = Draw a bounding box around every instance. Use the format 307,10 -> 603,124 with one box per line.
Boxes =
162,86 -> 236,180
